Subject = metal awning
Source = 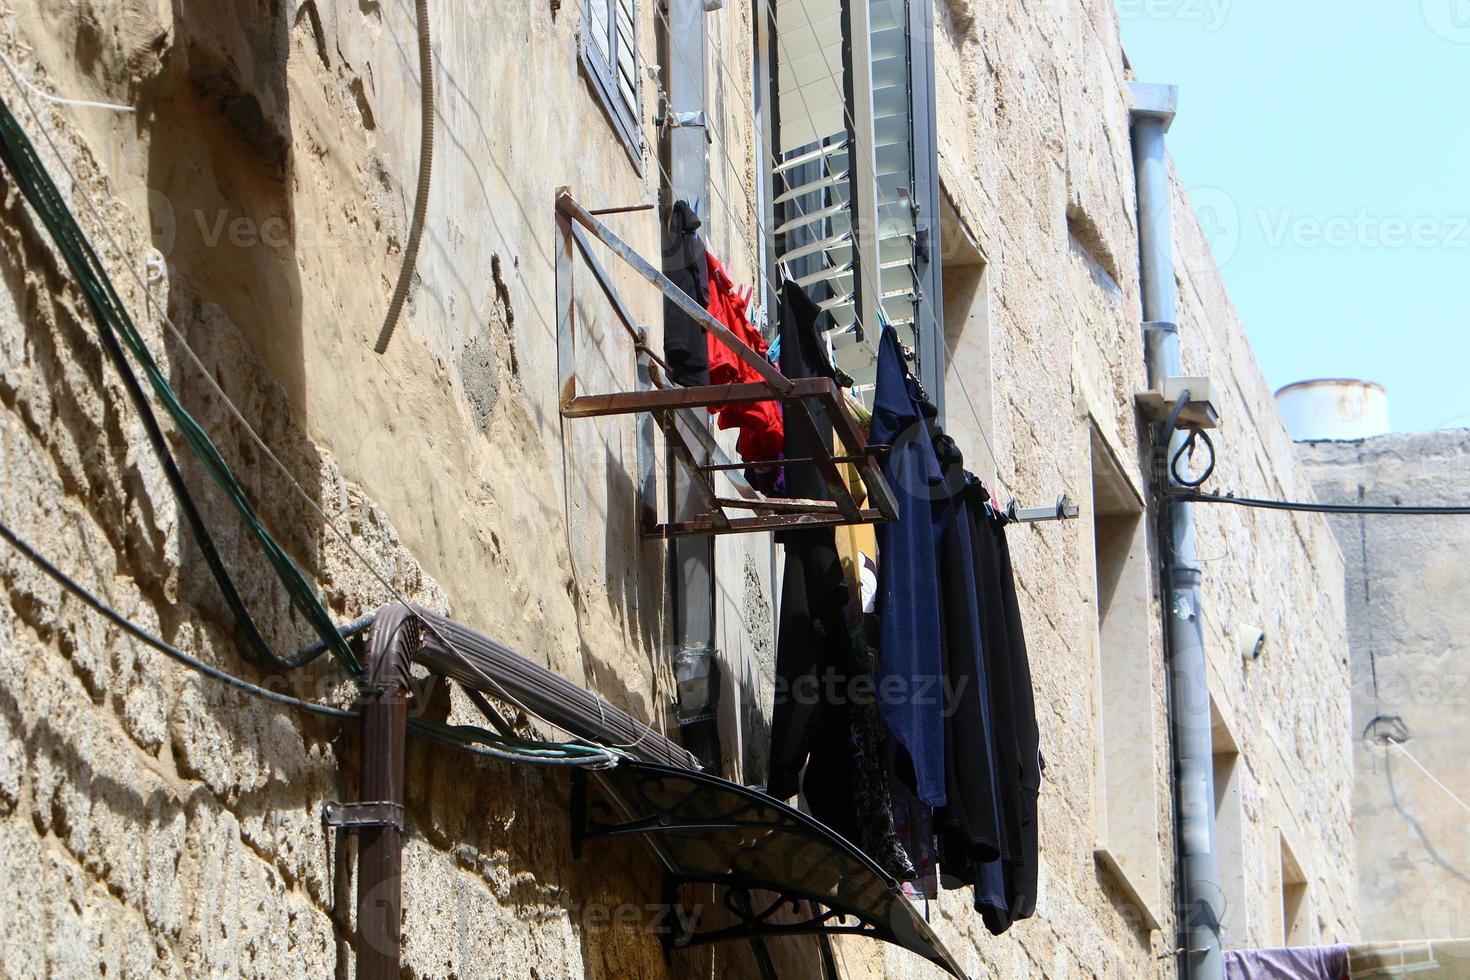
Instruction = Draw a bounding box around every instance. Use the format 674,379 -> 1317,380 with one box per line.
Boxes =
571,760 -> 970,979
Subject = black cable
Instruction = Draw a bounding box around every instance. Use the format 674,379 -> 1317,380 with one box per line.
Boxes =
1159,388 -> 1217,489
90,290 -> 329,672
1170,428 -> 1216,489
1168,490 -> 1470,517
0,93 -> 354,675
1162,388 -> 1192,444
0,517 -> 358,719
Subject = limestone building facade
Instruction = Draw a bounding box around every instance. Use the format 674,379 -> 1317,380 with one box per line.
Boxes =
0,0 -> 1357,976
1297,430 -> 1470,948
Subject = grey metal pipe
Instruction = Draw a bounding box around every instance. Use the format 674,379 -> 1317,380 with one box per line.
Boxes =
661,0 -> 722,769
1129,82 -> 1224,980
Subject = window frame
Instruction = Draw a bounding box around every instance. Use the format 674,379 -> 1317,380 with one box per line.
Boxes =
581,0 -> 645,172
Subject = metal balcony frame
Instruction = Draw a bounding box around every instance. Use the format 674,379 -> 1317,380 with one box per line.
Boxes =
555,188 -> 897,537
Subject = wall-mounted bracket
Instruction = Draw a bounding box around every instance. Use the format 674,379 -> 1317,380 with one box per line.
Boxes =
555,188 -> 898,537
323,801 -> 407,834
1136,376 -> 1223,430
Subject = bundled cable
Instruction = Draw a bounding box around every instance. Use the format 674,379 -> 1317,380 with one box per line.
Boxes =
1168,489 -> 1470,517
0,91 -> 362,676
0,517 -> 623,767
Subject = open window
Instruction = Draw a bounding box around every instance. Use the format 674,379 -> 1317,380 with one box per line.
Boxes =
766,0 -> 943,404
1089,428 -> 1164,928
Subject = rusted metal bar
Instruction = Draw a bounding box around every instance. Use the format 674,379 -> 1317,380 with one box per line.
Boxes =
655,509 -> 885,537
715,497 -> 844,513
653,411 -> 730,531
556,195 -> 578,412
815,382 -> 900,521
589,203 -> 657,215
570,222 -> 644,347
782,398 -> 863,523
556,190 -> 795,396
698,453 -> 874,472
564,383 -> 781,419
666,409 -> 768,507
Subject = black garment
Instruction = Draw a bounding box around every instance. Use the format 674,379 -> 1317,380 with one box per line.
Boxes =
932,441 -> 1004,871
871,328 -> 947,807
777,281 -> 837,503
661,200 -> 710,386
767,284 -> 912,879
768,528 -> 852,800
768,282 -> 848,797
967,500 -> 1043,935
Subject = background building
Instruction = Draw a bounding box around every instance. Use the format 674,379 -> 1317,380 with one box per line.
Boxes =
0,0 -> 1359,976
1286,390 -> 1470,950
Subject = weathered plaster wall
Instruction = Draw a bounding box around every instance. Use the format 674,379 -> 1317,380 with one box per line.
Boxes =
1298,431 -> 1470,944
0,0 -> 1356,976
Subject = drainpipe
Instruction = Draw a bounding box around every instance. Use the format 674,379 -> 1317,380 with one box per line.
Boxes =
660,0 -> 723,770
1129,82 -> 1224,980
332,605 -> 416,980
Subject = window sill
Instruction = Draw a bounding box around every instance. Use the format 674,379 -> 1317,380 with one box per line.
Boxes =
1095,846 -> 1164,932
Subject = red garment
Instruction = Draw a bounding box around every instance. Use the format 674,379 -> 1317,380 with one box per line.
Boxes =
704,254 -> 784,462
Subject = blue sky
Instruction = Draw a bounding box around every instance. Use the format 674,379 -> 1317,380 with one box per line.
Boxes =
1119,1 -> 1470,433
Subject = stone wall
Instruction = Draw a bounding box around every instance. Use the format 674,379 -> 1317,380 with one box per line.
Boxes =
0,0 -> 1356,976
1298,431 -> 1470,945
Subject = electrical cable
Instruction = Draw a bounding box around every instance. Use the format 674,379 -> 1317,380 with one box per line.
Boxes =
373,0 -> 434,354
0,48 -> 133,113
0,84 -> 363,676
1170,428 -> 1216,489
0,517 -> 624,767
1390,741 -> 1470,815
0,516 -> 358,719
1159,388 -> 1466,514
0,37 -> 675,757
406,717 -> 621,768
1168,489 -> 1470,517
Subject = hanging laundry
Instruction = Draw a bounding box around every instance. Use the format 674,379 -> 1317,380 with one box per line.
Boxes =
870,325 -> 948,808
705,254 -> 784,463
767,282 -> 850,801
932,438 -> 1005,874
964,500 -> 1043,935
1224,946 -> 1350,980
767,282 -> 912,880
661,200 -> 710,387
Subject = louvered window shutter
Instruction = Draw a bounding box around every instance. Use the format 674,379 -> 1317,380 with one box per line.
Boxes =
769,0 -> 942,404
583,0 -> 642,163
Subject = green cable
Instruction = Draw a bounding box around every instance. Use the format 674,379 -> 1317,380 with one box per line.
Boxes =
0,93 -> 361,676
408,717 -> 623,767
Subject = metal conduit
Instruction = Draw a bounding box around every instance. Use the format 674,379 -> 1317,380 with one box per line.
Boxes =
406,606 -> 699,771
1129,82 -> 1225,980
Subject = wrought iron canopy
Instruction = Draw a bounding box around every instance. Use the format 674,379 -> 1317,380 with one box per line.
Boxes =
571,759 -> 970,979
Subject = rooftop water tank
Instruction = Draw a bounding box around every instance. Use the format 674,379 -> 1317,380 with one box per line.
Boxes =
1275,379 -> 1390,441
